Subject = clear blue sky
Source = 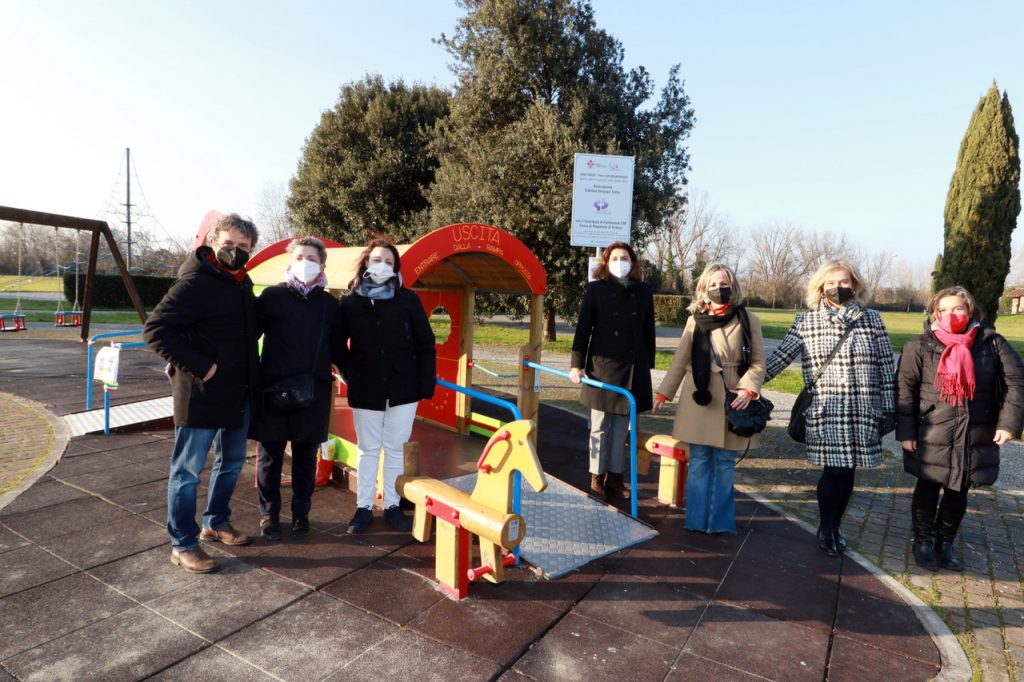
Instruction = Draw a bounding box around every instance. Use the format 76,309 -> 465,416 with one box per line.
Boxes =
2,0 -> 1022,266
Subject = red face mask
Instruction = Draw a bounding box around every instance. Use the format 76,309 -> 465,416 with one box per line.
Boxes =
937,312 -> 969,334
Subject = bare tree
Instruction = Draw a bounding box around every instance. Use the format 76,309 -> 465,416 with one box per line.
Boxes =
745,223 -> 804,308
644,189 -> 736,293
857,249 -> 895,304
256,182 -> 294,247
796,229 -> 857,278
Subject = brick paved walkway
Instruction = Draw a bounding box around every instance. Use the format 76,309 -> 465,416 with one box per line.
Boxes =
0,393 -> 67,505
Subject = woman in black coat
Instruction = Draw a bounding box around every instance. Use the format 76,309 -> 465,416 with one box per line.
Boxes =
336,238 -> 436,534
252,237 -> 341,540
570,241 -> 656,499
897,286 -> 1024,571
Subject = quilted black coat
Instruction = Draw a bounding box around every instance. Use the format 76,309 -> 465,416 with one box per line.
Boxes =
896,323 -> 1024,489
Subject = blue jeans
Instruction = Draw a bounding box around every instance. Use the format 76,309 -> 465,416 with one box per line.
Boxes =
685,444 -> 737,533
166,408 -> 249,552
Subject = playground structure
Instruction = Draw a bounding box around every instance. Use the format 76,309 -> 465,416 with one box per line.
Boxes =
0,206 -> 148,340
397,419 -> 547,598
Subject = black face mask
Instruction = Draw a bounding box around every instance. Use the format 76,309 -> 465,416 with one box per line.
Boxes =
707,286 -> 732,305
824,286 -> 854,305
216,246 -> 249,271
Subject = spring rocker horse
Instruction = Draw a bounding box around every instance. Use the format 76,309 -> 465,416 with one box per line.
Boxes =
396,419 -> 547,599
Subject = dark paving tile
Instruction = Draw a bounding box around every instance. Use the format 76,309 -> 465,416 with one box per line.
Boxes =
828,634 -> 941,680
62,439 -> 105,457
102,441 -> 173,468
102,478 -> 169,517
0,496 -> 132,542
324,630 -> 500,681
684,603 -> 828,680
740,526 -> 843,575
513,611 -> 678,681
146,558 -> 309,641
665,652 -> 764,680
496,670 -> 533,681
3,605 -> 206,681
0,572 -> 136,659
246,531 -> 388,588
0,478 -> 89,517
408,589 -> 565,665
38,513 -> 166,570
322,561 -> 446,625
601,543 -> 734,600
72,431 -> 168,452
0,544 -> 78,598
220,592 -> 394,679
573,574 -> 705,647
0,525 -> 29,554
49,452 -> 133,479
148,645 -> 277,681
88,545 -> 203,603
715,555 -> 838,633
835,580 -> 940,665
50,461 -> 167,495
467,561 -> 602,611
656,522 -> 748,556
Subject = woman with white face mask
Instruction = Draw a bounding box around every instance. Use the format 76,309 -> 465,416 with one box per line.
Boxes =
570,241 -> 656,500
336,238 -> 436,534
897,286 -> 1024,571
252,236 -> 342,541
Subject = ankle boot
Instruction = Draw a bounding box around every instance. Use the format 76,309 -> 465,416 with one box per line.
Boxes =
604,472 -> 631,500
911,507 -> 940,571
590,473 -> 606,498
935,506 -> 965,571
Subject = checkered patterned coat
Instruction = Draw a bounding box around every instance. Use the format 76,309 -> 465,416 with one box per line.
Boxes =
765,303 -> 896,468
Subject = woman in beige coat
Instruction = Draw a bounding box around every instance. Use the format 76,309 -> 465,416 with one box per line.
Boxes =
653,264 -> 765,533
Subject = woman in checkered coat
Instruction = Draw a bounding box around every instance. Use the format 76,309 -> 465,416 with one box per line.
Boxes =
765,259 -> 897,557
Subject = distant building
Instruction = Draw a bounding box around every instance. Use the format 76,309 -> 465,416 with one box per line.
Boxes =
1007,287 -> 1024,314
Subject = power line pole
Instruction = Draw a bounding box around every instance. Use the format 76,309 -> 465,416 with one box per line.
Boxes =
123,147 -> 133,271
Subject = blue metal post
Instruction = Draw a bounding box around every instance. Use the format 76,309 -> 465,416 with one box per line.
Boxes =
103,387 -> 111,435
523,360 -> 639,518
85,330 -> 143,409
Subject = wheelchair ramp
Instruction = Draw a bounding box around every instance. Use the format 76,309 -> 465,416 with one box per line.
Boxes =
64,396 -> 174,436
447,473 -> 657,579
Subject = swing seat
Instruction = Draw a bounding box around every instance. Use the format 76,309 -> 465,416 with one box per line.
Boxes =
54,310 -> 83,327
0,314 -> 27,332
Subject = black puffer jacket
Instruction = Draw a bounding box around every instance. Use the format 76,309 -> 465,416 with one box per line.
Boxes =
336,287 -> 436,410
896,322 -> 1024,489
570,278 -> 656,415
250,284 -> 342,444
143,247 -> 258,428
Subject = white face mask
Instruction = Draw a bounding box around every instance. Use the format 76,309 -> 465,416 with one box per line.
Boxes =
365,261 -> 395,284
609,260 -> 631,279
287,259 -> 321,284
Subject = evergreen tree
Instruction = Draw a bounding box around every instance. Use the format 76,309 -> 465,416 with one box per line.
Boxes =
428,0 -> 695,338
935,83 -> 1020,322
288,75 -> 450,245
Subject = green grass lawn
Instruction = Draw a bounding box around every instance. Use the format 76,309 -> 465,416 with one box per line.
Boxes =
0,275 -> 63,293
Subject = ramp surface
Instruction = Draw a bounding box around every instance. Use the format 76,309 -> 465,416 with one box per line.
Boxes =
63,396 -> 173,436
447,473 -> 657,579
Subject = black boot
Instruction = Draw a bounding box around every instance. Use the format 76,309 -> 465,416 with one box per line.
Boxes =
911,507 -> 940,572
935,506 -> 965,571
816,526 -> 840,557
604,472 -> 631,500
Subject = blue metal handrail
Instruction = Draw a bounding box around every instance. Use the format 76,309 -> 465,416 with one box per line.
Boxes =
523,360 -> 639,517
435,378 -> 525,563
86,330 -> 143,409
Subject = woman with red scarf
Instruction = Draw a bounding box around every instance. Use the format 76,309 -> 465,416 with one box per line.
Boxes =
897,286 -> 1024,571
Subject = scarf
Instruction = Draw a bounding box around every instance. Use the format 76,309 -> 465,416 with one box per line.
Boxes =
690,305 -> 738,405
932,323 -> 979,406
355,272 -> 400,300
285,270 -> 327,298
821,298 -> 864,327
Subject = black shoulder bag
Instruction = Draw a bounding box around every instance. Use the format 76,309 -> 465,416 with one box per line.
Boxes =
710,310 -> 774,442
788,325 -> 854,443
261,301 -> 327,414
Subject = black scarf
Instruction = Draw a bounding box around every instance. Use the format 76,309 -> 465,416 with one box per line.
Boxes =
690,306 -> 740,405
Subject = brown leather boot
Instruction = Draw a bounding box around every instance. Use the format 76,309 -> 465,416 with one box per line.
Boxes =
605,472 -> 631,500
199,523 -> 251,546
590,473 -> 606,498
171,546 -> 217,574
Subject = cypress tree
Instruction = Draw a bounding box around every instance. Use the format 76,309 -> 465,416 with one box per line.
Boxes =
935,83 -> 1021,322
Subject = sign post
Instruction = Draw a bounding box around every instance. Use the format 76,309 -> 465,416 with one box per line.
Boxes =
570,153 -> 635,281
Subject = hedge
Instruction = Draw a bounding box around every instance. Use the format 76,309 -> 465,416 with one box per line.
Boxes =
63,273 -> 175,308
653,294 -> 690,327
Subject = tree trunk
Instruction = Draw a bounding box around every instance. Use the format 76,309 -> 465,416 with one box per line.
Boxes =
544,306 -> 557,342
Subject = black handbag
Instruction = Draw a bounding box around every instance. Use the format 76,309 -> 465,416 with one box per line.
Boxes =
261,302 -> 326,415
725,390 -> 774,438
788,325 -> 855,443
263,373 -> 316,414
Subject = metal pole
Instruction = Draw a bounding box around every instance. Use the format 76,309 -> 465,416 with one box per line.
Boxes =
125,147 -> 132,272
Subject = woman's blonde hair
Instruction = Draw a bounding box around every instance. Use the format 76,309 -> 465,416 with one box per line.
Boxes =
928,286 -> 983,321
689,263 -> 743,313
805,259 -> 867,309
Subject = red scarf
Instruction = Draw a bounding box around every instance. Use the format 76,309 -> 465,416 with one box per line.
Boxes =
932,325 -> 978,406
